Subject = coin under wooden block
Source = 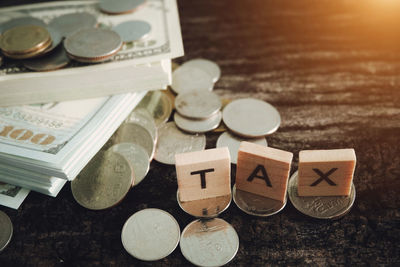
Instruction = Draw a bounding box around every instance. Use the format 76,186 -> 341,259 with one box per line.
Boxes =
175,147 -> 231,202
298,149 -> 356,197
236,141 -> 293,203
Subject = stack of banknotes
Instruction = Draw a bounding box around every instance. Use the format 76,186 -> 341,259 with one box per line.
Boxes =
0,0 -> 184,208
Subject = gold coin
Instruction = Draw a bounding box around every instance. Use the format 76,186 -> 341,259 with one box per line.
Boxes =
71,150 -> 133,210
0,25 -> 51,55
137,90 -> 173,126
2,37 -> 52,59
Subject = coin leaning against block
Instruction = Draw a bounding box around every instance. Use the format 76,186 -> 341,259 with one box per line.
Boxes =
121,208 -> 180,261
71,150 -> 133,210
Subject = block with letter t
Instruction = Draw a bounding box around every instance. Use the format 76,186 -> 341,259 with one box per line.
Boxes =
236,142 -> 293,203
298,149 -> 356,196
175,147 -> 231,202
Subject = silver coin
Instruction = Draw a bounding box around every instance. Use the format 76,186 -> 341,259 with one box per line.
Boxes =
0,16 -> 46,34
0,210 -> 13,252
113,20 -> 151,43
121,208 -> 180,261
64,28 -> 122,62
180,218 -> 239,267
42,26 -> 63,54
99,0 -> 147,14
175,90 -> 222,119
216,131 -> 267,164
182,58 -> 221,83
288,171 -> 356,219
174,111 -> 222,134
109,143 -> 150,186
222,98 -> 281,138
177,190 -> 231,218
137,90 -> 173,126
154,122 -> 206,165
126,108 -> 157,142
49,12 -> 97,38
114,122 -> 155,161
171,65 -> 214,94
232,184 -> 286,217
23,45 -> 70,72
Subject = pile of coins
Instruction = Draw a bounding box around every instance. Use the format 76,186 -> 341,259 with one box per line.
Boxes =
0,0 -> 152,71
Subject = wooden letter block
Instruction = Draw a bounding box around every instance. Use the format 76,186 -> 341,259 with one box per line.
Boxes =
175,147 -> 231,202
298,149 -> 356,196
236,142 -> 293,202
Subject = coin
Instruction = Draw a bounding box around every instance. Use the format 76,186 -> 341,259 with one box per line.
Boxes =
71,151 -> 133,210
182,58 -> 221,83
48,12 -> 97,38
137,90 -> 173,126
222,98 -> 281,137
0,210 -> 13,252
109,143 -> 150,187
0,16 -> 46,34
180,218 -> 239,267
99,0 -> 147,15
114,122 -> 155,160
177,190 -> 231,218
171,65 -> 214,94
113,20 -> 151,43
23,45 -> 70,72
154,122 -> 206,165
121,208 -> 180,261
41,26 -> 63,54
175,91 -> 222,119
288,171 -> 356,219
64,28 -> 122,63
174,111 -> 222,133
216,131 -> 267,164
0,25 -> 51,56
232,184 -> 286,217
126,108 -> 157,142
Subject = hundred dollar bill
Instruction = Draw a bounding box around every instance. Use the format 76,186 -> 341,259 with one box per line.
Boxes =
0,182 -> 30,209
0,0 -> 183,106
0,91 -> 147,180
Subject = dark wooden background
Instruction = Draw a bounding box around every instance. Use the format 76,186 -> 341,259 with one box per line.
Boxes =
1,0 -> 399,266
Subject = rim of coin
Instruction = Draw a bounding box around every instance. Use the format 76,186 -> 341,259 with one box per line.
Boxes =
222,98 -> 281,138
176,190 -> 231,218
0,25 -> 51,55
174,111 -> 222,134
0,16 -> 47,34
48,12 -> 97,38
137,90 -> 173,126
64,28 -> 122,62
113,20 -> 151,43
288,171 -> 356,219
23,45 -> 70,72
154,122 -> 206,165
121,208 -> 180,261
180,218 -> 239,267
109,143 -> 150,187
99,0 -> 147,15
41,26 -> 63,55
114,122 -> 156,161
0,210 -> 13,252
232,184 -> 287,217
71,151 -> 133,210
182,58 -> 221,83
171,65 -> 214,94
126,108 -> 158,143
175,90 -> 222,119
216,131 -> 268,164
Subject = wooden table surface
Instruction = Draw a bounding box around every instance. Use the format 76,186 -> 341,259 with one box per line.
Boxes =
1,0 -> 399,266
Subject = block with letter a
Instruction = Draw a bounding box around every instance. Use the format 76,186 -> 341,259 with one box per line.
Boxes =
236,142 -> 293,203
298,149 -> 356,196
175,147 -> 231,202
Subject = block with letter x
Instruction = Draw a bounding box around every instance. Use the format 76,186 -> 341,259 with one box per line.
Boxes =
236,142 -> 293,203
298,149 -> 356,196
175,147 -> 231,202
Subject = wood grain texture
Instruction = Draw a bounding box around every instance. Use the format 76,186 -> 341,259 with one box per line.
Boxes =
1,0 -> 399,266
